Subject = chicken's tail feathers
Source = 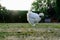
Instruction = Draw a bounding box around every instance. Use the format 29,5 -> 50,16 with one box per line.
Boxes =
39,13 -> 44,16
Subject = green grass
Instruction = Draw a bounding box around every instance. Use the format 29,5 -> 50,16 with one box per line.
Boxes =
0,23 -> 60,40
0,23 -> 60,28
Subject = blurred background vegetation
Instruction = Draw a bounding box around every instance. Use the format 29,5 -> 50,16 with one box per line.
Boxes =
0,0 -> 60,23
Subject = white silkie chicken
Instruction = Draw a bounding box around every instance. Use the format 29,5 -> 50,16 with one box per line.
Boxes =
27,11 -> 44,26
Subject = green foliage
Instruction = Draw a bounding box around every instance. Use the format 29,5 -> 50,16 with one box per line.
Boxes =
32,0 -> 47,12
32,0 -> 60,22
32,0 -> 56,12
55,0 -> 60,20
0,4 -> 28,23
0,4 -> 9,23
16,11 -> 28,23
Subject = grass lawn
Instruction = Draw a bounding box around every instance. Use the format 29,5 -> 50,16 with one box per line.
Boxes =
0,23 -> 60,40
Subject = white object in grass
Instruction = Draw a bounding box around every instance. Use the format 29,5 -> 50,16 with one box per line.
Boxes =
27,11 -> 44,26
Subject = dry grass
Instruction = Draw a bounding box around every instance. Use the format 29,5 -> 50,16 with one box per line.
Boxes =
0,23 -> 60,40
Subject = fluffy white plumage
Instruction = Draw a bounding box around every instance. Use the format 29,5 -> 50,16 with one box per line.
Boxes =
27,11 -> 44,26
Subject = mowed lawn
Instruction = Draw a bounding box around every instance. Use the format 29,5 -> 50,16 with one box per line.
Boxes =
0,23 -> 60,40
0,23 -> 60,28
